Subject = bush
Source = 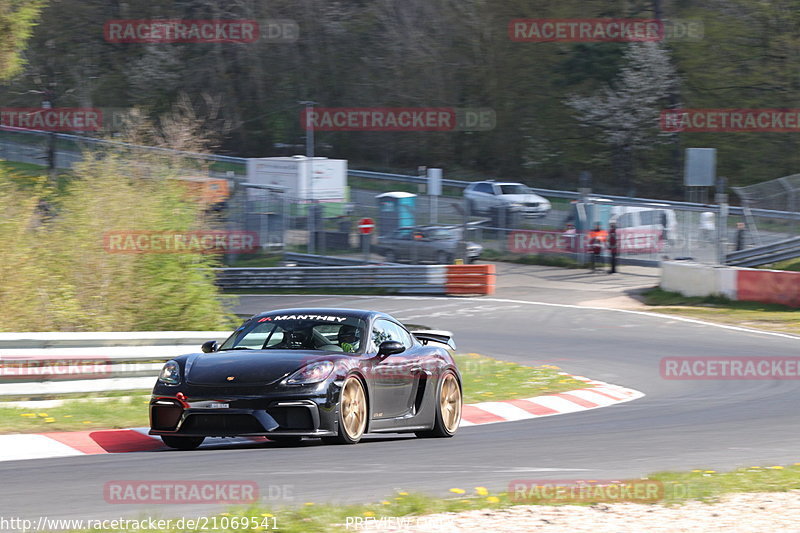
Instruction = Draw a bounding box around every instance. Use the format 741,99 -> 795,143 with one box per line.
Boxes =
0,153 -> 236,331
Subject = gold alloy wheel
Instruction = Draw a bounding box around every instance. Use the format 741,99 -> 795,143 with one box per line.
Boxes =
440,373 -> 462,433
341,377 -> 367,440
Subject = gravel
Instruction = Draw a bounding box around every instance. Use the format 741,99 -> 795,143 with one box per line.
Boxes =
351,491 -> 800,532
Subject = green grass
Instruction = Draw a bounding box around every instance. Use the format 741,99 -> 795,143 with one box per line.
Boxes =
454,352 -> 586,404
0,355 -> 582,434
480,249 -> 583,268
641,287 -> 800,335
60,463 -> 800,532
0,395 -> 151,434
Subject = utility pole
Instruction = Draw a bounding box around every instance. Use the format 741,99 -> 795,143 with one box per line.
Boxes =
299,101 -> 318,254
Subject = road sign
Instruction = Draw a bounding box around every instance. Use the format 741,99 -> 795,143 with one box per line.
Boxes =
358,218 -> 375,235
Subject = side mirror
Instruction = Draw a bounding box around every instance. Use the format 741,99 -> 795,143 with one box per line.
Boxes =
201,340 -> 219,353
377,340 -> 404,357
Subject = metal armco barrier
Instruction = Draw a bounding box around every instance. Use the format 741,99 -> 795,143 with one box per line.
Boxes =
726,236 -> 800,267
214,264 -> 496,295
445,264 -> 496,295
215,265 -> 448,294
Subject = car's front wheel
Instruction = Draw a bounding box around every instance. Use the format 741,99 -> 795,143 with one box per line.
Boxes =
385,250 -> 397,263
437,251 -> 451,264
324,376 -> 368,444
161,435 -> 205,450
416,371 -> 461,438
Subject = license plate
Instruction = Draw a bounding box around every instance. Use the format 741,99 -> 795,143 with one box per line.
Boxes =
210,402 -> 229,409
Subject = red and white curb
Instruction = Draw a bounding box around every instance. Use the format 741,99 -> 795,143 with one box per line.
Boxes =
0,375 -> 643,463
460,374 -> 644,427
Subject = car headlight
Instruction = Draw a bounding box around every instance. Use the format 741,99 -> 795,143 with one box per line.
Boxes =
283,361 -> 335,385
158,360 -> 181,385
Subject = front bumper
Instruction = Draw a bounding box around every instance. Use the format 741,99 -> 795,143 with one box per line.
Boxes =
148,394 -> 338,438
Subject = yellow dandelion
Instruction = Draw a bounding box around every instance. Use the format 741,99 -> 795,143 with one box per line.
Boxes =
691,469 -> 703,473
487,496 -> 500,503
220,513 -> 230,516
63,415 -> 72,418
304,502 -> 314,506
449,488 -> 466,494
37,413 -> 48,417
398,492 -> 408,496
381,501 -> 391,505
20,413 -> 36,417
793,463 -> 800,466
260,514 -> 273,518
769,466 -> 784,470
750,466 -> 761,469
704,470 -> 716,474
83,421 -> 92,424
364,511 -> 375,517
475,487 -> 488,496
44,418 -> 55,423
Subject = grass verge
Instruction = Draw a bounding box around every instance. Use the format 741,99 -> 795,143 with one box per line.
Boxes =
480,249 -> 583,268
0,355 -> 583,434
60,464 -> 800,532
0,394 -> 151,434
640,287 -> 800,335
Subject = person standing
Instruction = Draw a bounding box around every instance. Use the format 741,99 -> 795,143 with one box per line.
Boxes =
588,223 -> 604,272
607,222 -> 619,274
735,222 -> 746,251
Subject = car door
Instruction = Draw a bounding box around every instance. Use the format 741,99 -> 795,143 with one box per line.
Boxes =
368,319 -> 418,419
474,182 -> 493,212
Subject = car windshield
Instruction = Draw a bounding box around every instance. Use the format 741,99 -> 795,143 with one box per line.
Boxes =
219,314 -> 367,353
499,184 -> 528,195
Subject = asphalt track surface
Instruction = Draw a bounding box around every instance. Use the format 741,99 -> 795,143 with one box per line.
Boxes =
3,275 -> 800,523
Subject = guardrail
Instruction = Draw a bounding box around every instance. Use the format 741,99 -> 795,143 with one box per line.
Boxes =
10,129 -> 800,222
282,252 -> 388,266
215,265 -> 448,294
0,332 -> 230,397
726,236 -> 800,267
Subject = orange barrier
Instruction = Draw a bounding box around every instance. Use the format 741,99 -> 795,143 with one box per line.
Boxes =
445,264 -> 496,295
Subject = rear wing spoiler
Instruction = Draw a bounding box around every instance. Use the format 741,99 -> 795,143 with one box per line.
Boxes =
412,330 -> 456,351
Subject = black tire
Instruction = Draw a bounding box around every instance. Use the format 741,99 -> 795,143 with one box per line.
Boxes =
466,199 -> 477,215
161,435 -> 205,450
323,376 -> 368,445
385,250 -> 397,263
416,371 -> 461,438
437,251 -> 451,264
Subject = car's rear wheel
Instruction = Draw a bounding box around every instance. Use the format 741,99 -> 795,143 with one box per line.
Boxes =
324,376 -> 367,444
437,251 -> 451,264
385,250 -> 397,263
416,371 -> 461,438
161,435 -> 205,450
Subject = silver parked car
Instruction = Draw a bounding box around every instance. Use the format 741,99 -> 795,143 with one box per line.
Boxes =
377,226 -> 483,264
464,180 -> 551,218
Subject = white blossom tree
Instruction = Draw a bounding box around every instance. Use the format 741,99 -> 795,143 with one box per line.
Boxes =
567,42 -> 679,192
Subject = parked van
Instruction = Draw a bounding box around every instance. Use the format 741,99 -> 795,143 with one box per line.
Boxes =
610,204 -> 677,244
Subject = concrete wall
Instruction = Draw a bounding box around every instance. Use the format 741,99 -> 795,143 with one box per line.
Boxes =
661,261 -> 800,307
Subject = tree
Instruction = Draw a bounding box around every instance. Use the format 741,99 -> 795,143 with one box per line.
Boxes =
0,0 -> 45,80
566,42 -> 679,193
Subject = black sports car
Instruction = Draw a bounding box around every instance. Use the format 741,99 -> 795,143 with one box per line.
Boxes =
149,308 -> 462,449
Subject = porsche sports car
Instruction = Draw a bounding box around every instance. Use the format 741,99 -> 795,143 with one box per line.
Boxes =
149,308 -> 462,449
